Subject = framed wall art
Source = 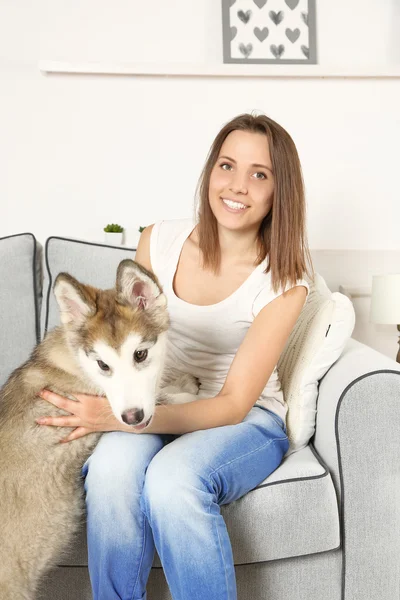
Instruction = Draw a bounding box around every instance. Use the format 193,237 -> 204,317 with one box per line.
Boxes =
222,0 -> 317,64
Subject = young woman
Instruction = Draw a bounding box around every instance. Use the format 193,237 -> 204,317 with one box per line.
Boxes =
38,113 -> 314,600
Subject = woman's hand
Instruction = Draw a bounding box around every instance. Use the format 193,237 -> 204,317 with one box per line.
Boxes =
36,389 -> 142,443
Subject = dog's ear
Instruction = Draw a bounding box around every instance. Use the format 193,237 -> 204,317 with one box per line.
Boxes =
116,259 -> 166,311
54,273 -> 97,326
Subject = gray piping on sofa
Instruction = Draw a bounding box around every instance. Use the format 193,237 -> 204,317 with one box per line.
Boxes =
334,369 -> 400,600
255,442 -> 332,492
0,232 -> 41,345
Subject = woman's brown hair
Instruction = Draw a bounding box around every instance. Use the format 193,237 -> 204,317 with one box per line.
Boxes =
193,112 -> 315,295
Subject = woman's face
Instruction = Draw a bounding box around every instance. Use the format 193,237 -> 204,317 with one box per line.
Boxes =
208,129 -> 274,233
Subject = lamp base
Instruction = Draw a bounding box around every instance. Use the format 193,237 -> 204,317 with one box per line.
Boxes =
397,324 -> 400,364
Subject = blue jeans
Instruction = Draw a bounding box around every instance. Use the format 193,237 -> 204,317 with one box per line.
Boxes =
81,405 -> 289,600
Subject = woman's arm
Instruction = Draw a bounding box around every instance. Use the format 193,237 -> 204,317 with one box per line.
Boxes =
220,284 -> 308,422
36,387 -> 239,440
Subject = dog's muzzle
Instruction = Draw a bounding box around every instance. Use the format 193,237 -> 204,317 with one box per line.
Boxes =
121,408 -> 151,427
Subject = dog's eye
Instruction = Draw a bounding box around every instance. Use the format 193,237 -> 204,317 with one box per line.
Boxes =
134,349 -> 148,363
97,360 -> 110,371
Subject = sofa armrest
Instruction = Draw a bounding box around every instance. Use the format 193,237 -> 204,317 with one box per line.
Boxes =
312,337 -> 400,600
312,337 -> 400,500
0,234 -> 43,387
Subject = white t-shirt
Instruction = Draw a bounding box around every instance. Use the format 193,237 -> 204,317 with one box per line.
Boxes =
149,218 -> 309,423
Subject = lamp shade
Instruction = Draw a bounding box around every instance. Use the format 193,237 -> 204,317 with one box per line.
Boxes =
370,274 -> 400,324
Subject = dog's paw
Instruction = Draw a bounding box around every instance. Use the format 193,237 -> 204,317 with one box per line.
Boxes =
165,392 -> 199,405
174,373 -> 200,394
155,392 -> 170,405
160,374 -> 199,396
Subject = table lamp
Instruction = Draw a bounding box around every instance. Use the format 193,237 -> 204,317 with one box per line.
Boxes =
370,274 -> 400,363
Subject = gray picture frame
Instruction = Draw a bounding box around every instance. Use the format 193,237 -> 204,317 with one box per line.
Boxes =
222,0 -> 317,64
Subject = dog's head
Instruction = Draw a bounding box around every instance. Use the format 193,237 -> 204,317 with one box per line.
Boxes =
53,260 -> 169,428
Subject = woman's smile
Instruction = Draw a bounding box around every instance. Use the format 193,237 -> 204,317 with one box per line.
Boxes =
221,197 -> 249,213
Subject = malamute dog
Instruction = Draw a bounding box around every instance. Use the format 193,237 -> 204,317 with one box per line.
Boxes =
0,258 -> 198,600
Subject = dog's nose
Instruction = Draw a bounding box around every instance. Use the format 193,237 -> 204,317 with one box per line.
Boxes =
121,408 -> 145,426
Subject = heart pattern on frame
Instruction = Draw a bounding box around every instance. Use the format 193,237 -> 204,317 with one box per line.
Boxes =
254,26 -> 269,42
285,27 -> 300,43
285,0 -> 299,8
301,45 -> 309,58
239,43 -> 253,57
224,0 -> 315,63
269,10 -> 284,25
270,44 -> 285,58
238,9 -> 252,24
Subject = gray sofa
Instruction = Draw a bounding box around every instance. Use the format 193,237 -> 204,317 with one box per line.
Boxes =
1,232 -> 400,600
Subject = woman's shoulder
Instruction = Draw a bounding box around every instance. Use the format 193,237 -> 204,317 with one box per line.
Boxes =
251,266 -> 310,318
140,217 -> 193,244
151,217 -> 195,251
154,217 -> 194,236
141,217 -> 194,275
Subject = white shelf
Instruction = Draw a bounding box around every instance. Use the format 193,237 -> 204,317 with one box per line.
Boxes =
38,61 -> 400,78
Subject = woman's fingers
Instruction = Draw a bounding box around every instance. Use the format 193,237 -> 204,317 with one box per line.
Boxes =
61,427 -> 92,443
38,389 -> 80,413
35,389 -> 121,437
36,415 -> 80,427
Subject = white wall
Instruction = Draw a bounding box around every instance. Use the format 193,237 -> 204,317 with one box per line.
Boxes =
1,1 -> 400,359
1,0 -> 399,249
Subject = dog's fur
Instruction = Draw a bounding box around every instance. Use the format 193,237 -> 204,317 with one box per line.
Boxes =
0,259 -> 198,600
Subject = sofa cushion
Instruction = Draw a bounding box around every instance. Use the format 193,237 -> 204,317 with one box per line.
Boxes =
59,443 -> 340,566
41,236 -> 136,338
0,233 -> 42,387
278,273 -> 355,456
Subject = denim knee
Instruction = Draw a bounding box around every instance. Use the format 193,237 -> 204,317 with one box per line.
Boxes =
83,431 -> 165,507
141,445 -> 208,522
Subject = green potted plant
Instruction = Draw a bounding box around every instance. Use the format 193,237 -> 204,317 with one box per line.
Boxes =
104,223 -> 124,246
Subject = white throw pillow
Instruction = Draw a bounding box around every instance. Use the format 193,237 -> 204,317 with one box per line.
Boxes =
278,273 -> 355,456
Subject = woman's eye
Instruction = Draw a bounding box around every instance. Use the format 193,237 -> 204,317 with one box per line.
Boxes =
254,172 -> 267,180
134,349 -> 148,363
220,163 -> 232,171
97,360 -> 110,372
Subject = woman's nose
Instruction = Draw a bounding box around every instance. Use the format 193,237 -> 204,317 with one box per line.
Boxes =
229,176 -> 247,195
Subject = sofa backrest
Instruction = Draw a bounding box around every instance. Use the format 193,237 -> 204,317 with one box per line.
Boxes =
42,237 -> 137,338
0,233 -> 42,387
